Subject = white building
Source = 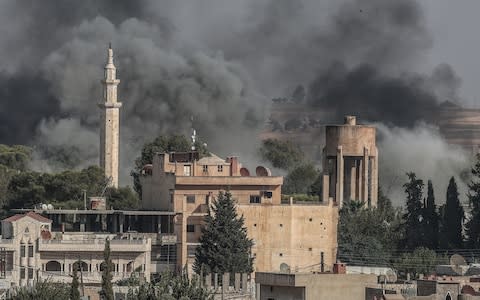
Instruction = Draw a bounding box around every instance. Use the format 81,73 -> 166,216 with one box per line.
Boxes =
0,212 -> 151,287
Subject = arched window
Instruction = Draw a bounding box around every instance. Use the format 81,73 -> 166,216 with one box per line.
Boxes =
126,261 -> 134,273
446,292 -> 452,300
45,261 -> 61,272
73,261 -> 88,272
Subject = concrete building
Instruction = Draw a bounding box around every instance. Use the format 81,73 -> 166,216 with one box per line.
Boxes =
322,115 -> 378,207
99,45 -> 122,187
140,152 -> 339,274
255,271 -> 377,300
0,211 -> 151,287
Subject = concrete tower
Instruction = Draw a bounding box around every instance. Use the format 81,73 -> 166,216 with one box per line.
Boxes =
99,45 -> 122,187
322,116 -> 378,208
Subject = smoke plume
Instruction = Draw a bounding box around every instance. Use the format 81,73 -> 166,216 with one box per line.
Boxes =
0,0 -> 474,204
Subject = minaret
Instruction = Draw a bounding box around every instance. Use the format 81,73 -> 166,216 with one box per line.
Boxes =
99,44 -> 122,187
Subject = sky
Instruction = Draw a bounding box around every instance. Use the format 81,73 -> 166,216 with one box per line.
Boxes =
0,0 -> 478,205
422,0 -> 480,106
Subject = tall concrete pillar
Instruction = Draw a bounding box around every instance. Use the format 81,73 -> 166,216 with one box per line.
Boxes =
362,147 -> 369,203
336,146 -> 344,207
357,159 -> 363,203
350,160 -> 357,201
370,147 -> 379,207
322,174 -> 330,203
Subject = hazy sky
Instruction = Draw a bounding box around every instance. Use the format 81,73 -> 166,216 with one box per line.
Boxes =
423,1 -> 480,106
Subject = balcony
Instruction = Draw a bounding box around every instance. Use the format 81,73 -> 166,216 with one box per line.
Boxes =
38,239 -> 150,252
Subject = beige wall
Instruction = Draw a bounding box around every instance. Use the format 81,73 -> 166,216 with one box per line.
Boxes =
257,273 -> 377,300
238,203 -> 338,273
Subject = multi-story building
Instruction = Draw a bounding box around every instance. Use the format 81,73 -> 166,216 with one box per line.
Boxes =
140,151 -> 339,274
0,211 -> 151,287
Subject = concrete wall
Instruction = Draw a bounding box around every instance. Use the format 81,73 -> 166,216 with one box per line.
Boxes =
256,273 -> 377,300
238,203 -> 338,273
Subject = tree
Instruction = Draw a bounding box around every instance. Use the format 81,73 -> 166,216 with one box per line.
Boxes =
402,172 -> 425,250
466,155 -> 480,248
70,262 -> 81,300
337,194 -> 402,267
105,186 -> 139,210
126,272 -> 213,300
258,139 -> 304,170
193,191 -> 253,274
440,177 -> 464,249
282,164 -> 319,194
5,166 -> 107,210
394,247 -> 440,279
100,239 -> 114,300
423,180 -> 439,249
9,279 -> 70,300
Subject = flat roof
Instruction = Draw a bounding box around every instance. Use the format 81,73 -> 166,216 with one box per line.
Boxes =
11,209 -> 177,216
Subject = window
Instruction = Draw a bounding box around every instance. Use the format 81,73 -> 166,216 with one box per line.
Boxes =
183,165 -> 191,176
202,165 -> 208,173
187,225 -> 195,233
186,195 -> 195,203
20,245 -> 25,258
20,268 -> 25,279
28,245 -> 34,257
250,195 -> 261,204
217,165 -> 223,172
28,268 -> 33,279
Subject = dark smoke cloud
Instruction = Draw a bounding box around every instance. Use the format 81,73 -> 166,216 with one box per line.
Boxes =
308,62 -> 439,127
0,0 -> 473,199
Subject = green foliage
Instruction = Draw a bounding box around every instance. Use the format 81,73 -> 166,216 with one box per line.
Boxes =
100,239 -> 114,300
132,135 -> 209,196
0,144 -> 33,211
8,279 -> 70,300
281,194 -> 320,202
5,166 -> 105,210
440,177 -> 464,249
402,172 -> 424,250
259,139 -> 304,170
423,180 -> 439,249
466,154 -> 480,248
194,191 -> 253,274
282,164 -> 319,195
394,247 -> 441,279
338,194 -> 402,266
105,186 -> 139,210
0,144 -> 32,171
70,262 -> 81,300
126,272 -> 213,300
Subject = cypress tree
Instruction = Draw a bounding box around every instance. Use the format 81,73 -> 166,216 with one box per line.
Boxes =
70,262 -> 80,300
402,172 -> 424,250
100,239 -> 114,300
466,155 -> 480,247
443,177 -> 464,249
424,180 -> 439,249
193,191 -> 253,274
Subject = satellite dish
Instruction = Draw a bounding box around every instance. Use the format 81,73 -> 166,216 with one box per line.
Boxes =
256,166 -> 272,177
280,263 -> 290,273
240,167 -> 250,176
386,269 -> 397,283
450,254 -> 467,275
41,204 -> 48,210
47,204 -> 54,210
